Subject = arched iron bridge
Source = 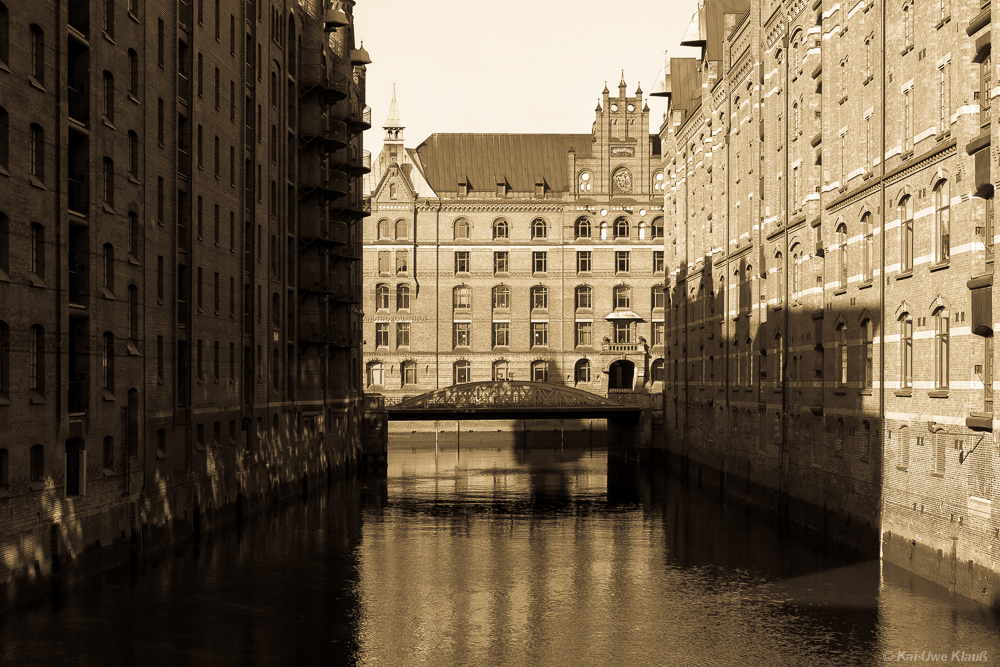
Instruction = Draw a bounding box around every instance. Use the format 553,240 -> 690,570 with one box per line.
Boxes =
384,381 -> 645,420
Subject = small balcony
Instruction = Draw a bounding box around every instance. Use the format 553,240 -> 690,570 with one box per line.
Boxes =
601,342 -> 641,354
68,85 -> 89,127
178,72 -> 191,106
68,269 -> 89,310
68,177 -> 89,218
68,381 -> 87,414
348,104 -> 371,131
68,0 -> 89,38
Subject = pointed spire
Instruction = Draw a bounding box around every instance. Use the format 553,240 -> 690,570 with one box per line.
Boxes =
643,102 -> 649,112
635,82 -> 643,95
596,99 -> 602,112
602,81 -> 609,95
383,85 -> 404,144
651,50 -> 671,98
620,70 -> 626,87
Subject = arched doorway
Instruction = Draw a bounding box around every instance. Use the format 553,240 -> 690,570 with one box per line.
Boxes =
608,360 -> 635,390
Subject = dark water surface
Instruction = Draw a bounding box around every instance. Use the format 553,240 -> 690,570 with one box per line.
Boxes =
2,430 -> 999,666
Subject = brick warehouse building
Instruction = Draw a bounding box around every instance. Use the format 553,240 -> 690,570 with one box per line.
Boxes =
658,0 -> 1000,603
362,84 -> 667,402
0,0 -> 371,608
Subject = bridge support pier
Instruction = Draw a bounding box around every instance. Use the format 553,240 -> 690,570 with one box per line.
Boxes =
607,409 -> 652,461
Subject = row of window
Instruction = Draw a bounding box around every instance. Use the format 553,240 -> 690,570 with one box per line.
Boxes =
372,320 -> 665,351
376,250 -> 663,276
374,284 -> 667,312
375,217 -> 665,241
672,310 -> 951,392
366,358 -> 666,388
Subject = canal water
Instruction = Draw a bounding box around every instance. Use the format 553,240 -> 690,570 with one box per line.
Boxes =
1,428 -> 999,666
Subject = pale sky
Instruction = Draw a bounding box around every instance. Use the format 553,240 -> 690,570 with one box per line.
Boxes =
353,0 -> 700,160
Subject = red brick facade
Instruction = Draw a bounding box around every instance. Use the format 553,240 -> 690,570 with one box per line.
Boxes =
0,0 -> 370,609
659,0 -> 1000,604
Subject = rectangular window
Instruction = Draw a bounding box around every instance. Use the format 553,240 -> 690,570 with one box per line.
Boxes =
577,251 -> 592,273
653,251 -> 665,273
396,251 -> 409,274
935,313 -> 950,389
157,19 -> 164,66
615,251 -> 630,273
378,251 -> 390,274
614,322 -> 632,344
455,251 -> 470,274
532,251 -> 547,274
493,251 -> 508,274
396,322 -> 410,348
575,322 -> 592,348
903,90 -> 912,152
531,322 -> 548,348
375,323 -> 388,348
214,272 -> 220,312
652,322 -> 665,346
453,322 -> 471,348
492,322 -> 509,347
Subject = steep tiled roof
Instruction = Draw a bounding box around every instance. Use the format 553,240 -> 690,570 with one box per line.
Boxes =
413,133 -> 593,194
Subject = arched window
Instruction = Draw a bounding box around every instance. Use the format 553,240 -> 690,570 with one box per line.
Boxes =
600,221 -> 608,240
899,195 -> 914,272
531,218 -> 547,239
396,284 -> 410,310
492,360 -> 509,381
375,284 -> 389,310
29,123 -> 44,181
366,361 -> 384,387
775,332 -> 783,383
0,106 -> 8,171
774,251 -> 784,305
128,48 -> 139,96
103,71 -> 115,122
0,3 -> 8,66
614,217 -> 630,239
531,360 -> 548,383
103,157 -> 114,208
30,24 -> 43,84
790,244 -> 801,303
128,131 -> 139,178
453,360 -> 471,384
454,217 -> 470,239
29,324 -> 44,393
578,171 -> 592,192
376,219 -> 389,239
652,284 -> 665,309
862,212 -> 873,282
836,223 -> 848,288
103,332 -> 115,392
575,359 -> 591,384
30,222 -> 44,280
29,444 -> 43,483
614,285 -> 631,309
934,179 -> 950,262
648,358 -> 663,383
836,323 -> 847,388
389,183 -> 397,199
531,285 -> 548,310
898,425 -> 911,468
934,306 -> 950,388
733,339 -> 740,385
453,285 -> 471,309
395,218 -> 409,239
492,285 -> 510,309
652,171 -> 664,192
401,360 -> 417,386
575,285 -> 592,310
652,217 -> 664,239
862,319 -> 874,388
575,217 -> 591,239
899,311 -> 913,388
103,243 -> 114,294
493,218 -> 508,239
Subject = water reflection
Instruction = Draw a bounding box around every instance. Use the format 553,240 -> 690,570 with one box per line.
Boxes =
0,433 -> 998,667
